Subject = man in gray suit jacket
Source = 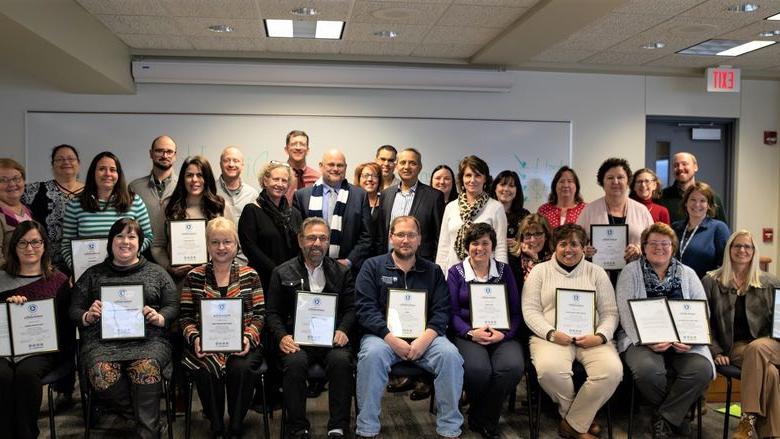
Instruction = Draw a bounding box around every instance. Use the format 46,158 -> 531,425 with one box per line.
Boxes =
293,149 -> 373,271
377,148 -> 445,262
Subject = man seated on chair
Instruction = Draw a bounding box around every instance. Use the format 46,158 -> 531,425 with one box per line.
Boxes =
354,215 -> 464,439
266,217 -> 356,439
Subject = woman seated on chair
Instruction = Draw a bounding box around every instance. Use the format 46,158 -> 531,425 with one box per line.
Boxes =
615,222 -> 714,439
0,220 -> 74,439
181,217 -> 265,438
703,230 -> 780,439
521,223 -> 622,439
71,217 -> 179,439
448,222 -> 524,439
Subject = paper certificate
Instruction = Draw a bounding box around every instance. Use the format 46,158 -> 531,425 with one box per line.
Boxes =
590,224 -> 628,270
555,289 -> 595,336
100,284 -> 145,340
8,298 -> 59,356
668,300 -> 711,345
72,237 -> 108,281
387,289 -> 427,339
170,220 -> 208,266
772,289 -> 780,339
628,298 -> 679,344
293,292 -> 338,347
0,304 -> 10,357
200,298 -> 243,352
469,283 -> 510,330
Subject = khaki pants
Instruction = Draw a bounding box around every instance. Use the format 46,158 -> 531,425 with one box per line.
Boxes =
529,336 -> 623,433
731,337 -> 780,438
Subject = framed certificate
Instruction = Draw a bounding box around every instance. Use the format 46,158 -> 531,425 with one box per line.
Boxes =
8,298 -> 59,356
555,288 -> 595,336
387,289 -> 427,339
590,224 -> 628,270
71,237 -> 108,281
628,298 -> 679,344
772,288 -> 780,339
469,283 -> 510,330
100,284 -> 146,340
293,292 -> 338,347
169,219 -> 208,266
200,298 -> 243,353
668,299 -> 711,345
0,303 -> 11,357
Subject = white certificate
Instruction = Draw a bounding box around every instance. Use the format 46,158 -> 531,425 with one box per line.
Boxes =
772,289 -> 780,339
668,300 -> 711,345
72,237 -> 108,281
590,224 -> 628,270
293,292 -> 338,347
200,298 -> 243,352
387,289 -> 427,339
170,220 -> 208,266
8,298 -> 59,356
100,284 -> 145,340
628,298 -> 679,344
0,303 -> 13,357
469,283 -> 510,330
555,289 -> 595,336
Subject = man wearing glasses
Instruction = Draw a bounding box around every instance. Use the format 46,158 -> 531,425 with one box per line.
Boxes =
285,130 -> 320,203
129,135 -> 178,263
266,217 -> 356,439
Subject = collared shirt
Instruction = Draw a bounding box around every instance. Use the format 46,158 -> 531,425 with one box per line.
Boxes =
151,174 -> 172,199
461,256 -> 499,282
306,261 -> 326,293
390,181 -> 418,222
216,176 -> 259,222
321,182 -> 339,225
286,163 -> 321,203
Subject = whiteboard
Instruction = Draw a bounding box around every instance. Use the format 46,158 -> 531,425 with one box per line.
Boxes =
25,112 -> 571,211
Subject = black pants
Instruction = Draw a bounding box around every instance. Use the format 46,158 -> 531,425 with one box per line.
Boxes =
192,348 -> 264,436
0,354 -> 57,439
281,346 -> 353,433
454,338 -> 524,431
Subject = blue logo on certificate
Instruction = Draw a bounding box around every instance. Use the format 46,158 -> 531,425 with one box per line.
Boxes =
314,297 -> 321,305
88,242 -> 96,250
186,224 -> 192,231
405,294 -> 411,301
573,294 -> 580,302
485,287 -> 492,294
218,303 -> 225,311
28,303 -> 38,313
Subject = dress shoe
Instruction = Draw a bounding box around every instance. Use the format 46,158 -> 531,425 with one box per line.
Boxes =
409,381 -> 431,401
386,377 -> 414,393
468,423 -> 498,439
306,379 -> 326,398
558,419 -> 598,439
588,421 -> 602,436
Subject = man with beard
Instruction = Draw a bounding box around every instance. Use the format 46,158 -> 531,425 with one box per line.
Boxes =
129,135 -> 178,263
375,145 -> 400,190
266,217 -> 355,439
658,152 -> 727,223
354,215 -> 463,439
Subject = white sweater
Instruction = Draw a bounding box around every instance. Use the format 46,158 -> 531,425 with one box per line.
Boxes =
521,257 -> 619,341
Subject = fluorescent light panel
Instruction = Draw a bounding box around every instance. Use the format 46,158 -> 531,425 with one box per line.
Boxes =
264,19 -> 344,39
766,12 -> 780,20
717,40 -> 775,56
678,38 -> 775,56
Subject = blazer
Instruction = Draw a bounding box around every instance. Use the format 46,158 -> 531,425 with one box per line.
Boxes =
376,181 -> 445,261
292,182 -> 373,270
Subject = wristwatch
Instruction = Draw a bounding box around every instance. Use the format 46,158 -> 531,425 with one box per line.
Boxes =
546,330 -> 555,342
466,330 -> 474,340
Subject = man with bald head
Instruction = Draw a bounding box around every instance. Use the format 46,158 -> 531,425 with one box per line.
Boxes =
217,146 -> 259,222
658,152 -> 726,223
293,149 -> 373,271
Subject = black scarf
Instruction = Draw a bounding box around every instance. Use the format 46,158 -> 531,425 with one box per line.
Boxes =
257,192 -> 296,249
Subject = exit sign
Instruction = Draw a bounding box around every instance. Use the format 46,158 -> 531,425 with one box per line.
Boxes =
706,67 -> 740,93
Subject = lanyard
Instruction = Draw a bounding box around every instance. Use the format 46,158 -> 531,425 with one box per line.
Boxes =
678,223 -> 700,258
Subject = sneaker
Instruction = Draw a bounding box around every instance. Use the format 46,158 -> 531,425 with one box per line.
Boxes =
733,414 -> 757,439
651,416 -> 673,439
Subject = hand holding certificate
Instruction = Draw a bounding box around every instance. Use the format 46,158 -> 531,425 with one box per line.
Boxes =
200,298 -> 243,352
590,225 -> 628,270
101,284 -> 145,340
71,237 -> 108,281
170,220 -> 208,266
293,292 -> 338,347
555,289 -> 595,337
387,289 -> 427,339
2,298 -> 59,356
469,284 -> 510,330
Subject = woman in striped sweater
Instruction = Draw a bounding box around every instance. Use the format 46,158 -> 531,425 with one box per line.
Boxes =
61,151 -> 153,272
180,217 -> 264,438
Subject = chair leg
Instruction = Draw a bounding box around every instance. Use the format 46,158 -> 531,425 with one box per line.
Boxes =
606,398 -> 613,439
525,375 -> 534,439
280,399 -> 286,439
508,388 -> 517,412
723,377 -> 733,439
164,380 -> 174,439
260,374 -> 270,439
85,387 -> 92,439
627,381 -> 635,439
697,397 -> 703,439
48,384 -> 57,439
185,378 -> 193,439
428,384 -> 436,415
534,380 -> 542,439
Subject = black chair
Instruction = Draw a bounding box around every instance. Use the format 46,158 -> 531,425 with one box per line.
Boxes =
626,378 -> 703,439
40,361 -> 76,439
716,364 -> 742,439
389,361 -> 436,415
184,359 -> 271,439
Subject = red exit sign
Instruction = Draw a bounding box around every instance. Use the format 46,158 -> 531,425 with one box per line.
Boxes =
706,67 -> 740,93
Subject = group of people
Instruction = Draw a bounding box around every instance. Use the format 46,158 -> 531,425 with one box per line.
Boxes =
0,131 -> 777,439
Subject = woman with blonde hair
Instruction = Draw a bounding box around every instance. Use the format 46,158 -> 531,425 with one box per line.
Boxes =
703,230 -> 780,439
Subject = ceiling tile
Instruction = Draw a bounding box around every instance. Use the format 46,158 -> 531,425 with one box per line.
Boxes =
411,43 -> 482,57
581,50 -> 667,66
351,1 -> 449,25
531,47 -> 598,63
365,0 -> 453,4
645,53 -> 724,67
173,17 -> 265,37
339,41 -> 417,55
681,0 -> 780,20
265,38 -> 342,54
453,0 -> 539,6
423,25 -> 499,44
75,0 -> 167,16
158,0 -> 260,19
258,0 -> 353,20
437,5 -> 528,28
96,14 -> 182,35
117,33 -> 194,49
612,0 -> 705,15
555,13 -> 671,51
719,20 -> 780,40
343,23 -> 429,43
608,16 -> 749,53
189,36 -> 266,51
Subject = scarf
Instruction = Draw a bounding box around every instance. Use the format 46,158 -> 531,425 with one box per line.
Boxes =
308,178 -> 350,258
257,191 -> 296,250
641,256 -> 684,299
454,191 -> 490,260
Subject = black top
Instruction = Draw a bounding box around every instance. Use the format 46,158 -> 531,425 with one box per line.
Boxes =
733,294 -> 752,343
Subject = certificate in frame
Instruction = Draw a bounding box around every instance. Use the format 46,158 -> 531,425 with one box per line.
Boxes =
200,297 -> 243,353
772,288 -> 780,340
293,291 -> 338,347
554,288 -> 596,336
7,298 -> 60,356
628,297 -> 680,345
100,283 -> 146,340
169,219 -> 208,267
667,299 -> 711,346
386,289 -> 427,340
469,283 -> 510,330
71,237 -> 108,281
590,224 -> 629,270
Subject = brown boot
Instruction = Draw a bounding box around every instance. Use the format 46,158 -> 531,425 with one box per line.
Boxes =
733,413 -> 757,439
559,419 -> 598,439
588,421 -> 602,436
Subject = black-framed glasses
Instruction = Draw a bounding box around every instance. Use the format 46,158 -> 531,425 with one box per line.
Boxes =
17,239 -> 44,249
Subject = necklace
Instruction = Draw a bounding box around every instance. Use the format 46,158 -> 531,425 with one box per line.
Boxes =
605,198 -> 627,225
55,180 -> 82,198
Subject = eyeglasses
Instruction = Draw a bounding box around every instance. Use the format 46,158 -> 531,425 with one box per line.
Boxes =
646,241 -> 672,249
152,149 -> 176,157
17,239 -> 44,249
731,244 -> 754,251
523,231 -> 545,239
0,176 -> 23,185
270,160 -> 291,168
634,179 -> 655,186
392,232 -> 419,240
360,173 -> 378,180
209,239 -> 236,247
53,157 -> 78,164
287,142 -> 308,149
303,234 -> 329,243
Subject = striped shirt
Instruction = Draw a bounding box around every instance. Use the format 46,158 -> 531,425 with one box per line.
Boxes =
61,194 -> 154,268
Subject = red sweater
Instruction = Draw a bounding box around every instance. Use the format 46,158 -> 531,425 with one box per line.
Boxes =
632,196 -> 671,225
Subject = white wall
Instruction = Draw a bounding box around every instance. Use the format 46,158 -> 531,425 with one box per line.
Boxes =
0,69 -> 777,273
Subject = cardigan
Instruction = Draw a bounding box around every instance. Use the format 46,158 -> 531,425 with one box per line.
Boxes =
537,202 -> 586,229
671,216 -> 730,279
631,196 -> 671,225
576,196 -> 653,245
615,259 -> 715,378
436,198 -> 508,277
180,262 -> 265,377
702,272 -> 780,358
521,257 -> 618,341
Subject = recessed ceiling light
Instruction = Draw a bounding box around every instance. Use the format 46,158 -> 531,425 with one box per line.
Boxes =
759,30 -> 780,37
717,40 -> 775,56
374,30 -> 399,39
641,42 -> 665,49
766,12 -> 780,20
291,7 -> 318,16
727,3 -> 759,12
264,19 -> 344,39
208,24 -> 233,33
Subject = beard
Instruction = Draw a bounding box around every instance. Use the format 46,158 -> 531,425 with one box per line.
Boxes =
153,161 -> 173,171
392,248 -> 415,261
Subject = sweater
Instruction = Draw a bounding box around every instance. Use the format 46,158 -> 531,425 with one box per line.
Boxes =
128,172 -> 178,264
537,202 -> 586,229
521,257 -> 618,341
631,196 -> 671,225
671,216 -> 730,279
576,196 -> 654,246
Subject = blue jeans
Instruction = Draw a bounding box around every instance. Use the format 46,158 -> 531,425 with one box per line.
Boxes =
356,334 -> 464,437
